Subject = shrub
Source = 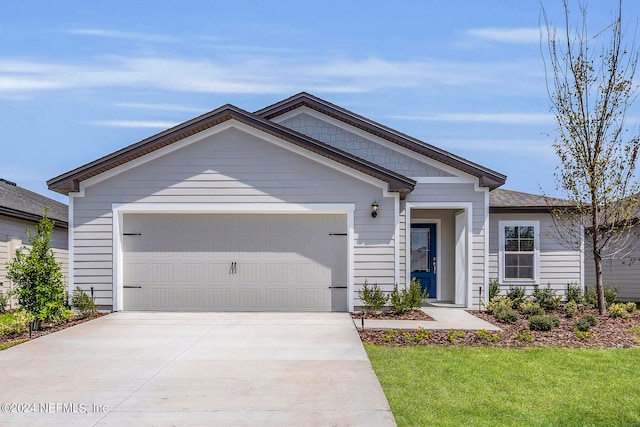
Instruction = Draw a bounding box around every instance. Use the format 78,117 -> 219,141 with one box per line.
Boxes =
0,310 -> 35,336
565,283 -> 583,304
584,286 -> 618,308
532,284 -> 561,310
488,278 -> 501,300
485,297 -> 513,314
0,291 -> 8,314
403,327 -> 431,343
574,314 -> 597,332
6,209 -> 68,324
516,328 -> 535,342
564,300 -> 579,318
477,329 -> 501,342
447,329 -> 466,342
519,301 -> 545,318
529,314 -> 560,331
625,302 -> 637,312
609,302 -> 630,318
71,286 -> 98,316
574,329 -> 594,340
506,286 -> 526,307
358,280 -> 387,313
494,306 -> 520,324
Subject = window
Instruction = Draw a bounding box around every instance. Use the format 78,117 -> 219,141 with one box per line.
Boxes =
499,221 -> 539,283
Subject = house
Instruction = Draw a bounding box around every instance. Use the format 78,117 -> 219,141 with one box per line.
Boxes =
0,178 -> 69,307
583,195 -> 640,301
47,93 -> 583,312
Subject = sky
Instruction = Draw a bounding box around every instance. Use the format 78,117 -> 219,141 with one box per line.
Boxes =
2,0 -> 639,204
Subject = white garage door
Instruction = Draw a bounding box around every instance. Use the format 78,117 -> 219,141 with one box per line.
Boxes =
122,213 -> 348,311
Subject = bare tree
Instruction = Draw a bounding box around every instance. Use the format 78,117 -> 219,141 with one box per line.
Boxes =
542,0 -> 640,314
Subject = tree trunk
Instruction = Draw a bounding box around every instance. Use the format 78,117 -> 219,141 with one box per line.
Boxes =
592,241 -> 607,315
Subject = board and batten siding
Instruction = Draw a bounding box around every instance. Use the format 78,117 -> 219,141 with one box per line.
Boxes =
0,216 -> 68,307
72,126 -> 397,309
584,240 -> 640,301
400,183 -> 488,308
278,111 -> 453,178
488,213 -> 582,296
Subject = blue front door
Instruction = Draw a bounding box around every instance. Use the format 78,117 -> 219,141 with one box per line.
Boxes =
410,223 -> 437,298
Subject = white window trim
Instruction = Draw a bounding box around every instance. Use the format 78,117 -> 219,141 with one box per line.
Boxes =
498,220 -> 540,285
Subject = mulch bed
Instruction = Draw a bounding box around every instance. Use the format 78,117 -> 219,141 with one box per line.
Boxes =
0,312 -> 106,343
358,307 -> 640,348
351,309 -> 434,321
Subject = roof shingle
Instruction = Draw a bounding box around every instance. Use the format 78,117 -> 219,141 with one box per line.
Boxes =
0,179 -> 68,227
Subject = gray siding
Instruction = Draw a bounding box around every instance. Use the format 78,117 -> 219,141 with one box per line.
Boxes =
73,126 -> 397,308
584,240 -> 640,301
489,213 -> 582,297
0,216 -> 68,307
279,113 -> 453,178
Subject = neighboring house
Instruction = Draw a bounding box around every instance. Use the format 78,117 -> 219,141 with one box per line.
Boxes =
584,195 -> 640,301
0,178 -> 69,308
47,93 -> 583,312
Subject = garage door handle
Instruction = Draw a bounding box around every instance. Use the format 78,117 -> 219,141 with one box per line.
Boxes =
124,286 -> 142,289
328,286 -> 347,289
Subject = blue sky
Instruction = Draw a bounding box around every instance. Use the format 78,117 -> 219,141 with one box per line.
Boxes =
2,0 -> 638,203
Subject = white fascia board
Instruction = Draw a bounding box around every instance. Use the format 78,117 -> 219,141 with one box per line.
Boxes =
75,120 -> 392,199
272,107 -> 478,180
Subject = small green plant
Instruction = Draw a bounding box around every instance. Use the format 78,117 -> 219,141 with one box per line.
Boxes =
506,286 -> 526,307
516,328 -> 535,342
629,326 -> 640,345
584,286 -> 618,308
71,286 -> 98,316
389,279 -> 426,315
625,302 -> 637,312
565,283 -> 583,304
384,329 -> 400,343
574,329 -> 594,340
358,280 -> 388,313
519,301 -> 545,318
0,291 -> 8,314
447,329 -> 466,342
532,284 -> 561,310
564,300 -> 578,318
0,310 -> 35,336
608,302 -> 630,318
574,314 -> 597,332
494,306 -> 520,324
485,297 -> 513,314
529,314 -> 560,331
403,327 -> 431,343
488,278 -> 501,300
477,329 -> 501,342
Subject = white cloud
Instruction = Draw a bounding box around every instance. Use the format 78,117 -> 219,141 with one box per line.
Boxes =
438,138 -> 554,155
88,120 -> 179,129
467,27 -> 542,43
115,102 -> 206,113
65,28 -> 179,43
390,112 -> 553,125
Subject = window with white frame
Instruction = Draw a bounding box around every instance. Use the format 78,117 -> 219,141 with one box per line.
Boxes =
499,221 -> 539,282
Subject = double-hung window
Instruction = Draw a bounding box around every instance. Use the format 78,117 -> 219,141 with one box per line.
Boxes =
499,221 -> 539,283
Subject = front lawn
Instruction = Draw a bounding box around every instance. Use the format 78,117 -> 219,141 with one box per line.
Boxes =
366,345 -> 640,426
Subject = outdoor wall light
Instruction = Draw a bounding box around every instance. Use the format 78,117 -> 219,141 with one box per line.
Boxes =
371,201 -> 379,218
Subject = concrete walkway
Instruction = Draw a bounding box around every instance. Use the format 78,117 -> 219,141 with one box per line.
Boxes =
355,307 -> 501,331
0,312 -> 395,426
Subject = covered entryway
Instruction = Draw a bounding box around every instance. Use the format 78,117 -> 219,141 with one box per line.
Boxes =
122,213 -> 348,312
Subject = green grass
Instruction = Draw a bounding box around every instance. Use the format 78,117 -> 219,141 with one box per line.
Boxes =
366,345 -> 640,427
0,338 -> 30,351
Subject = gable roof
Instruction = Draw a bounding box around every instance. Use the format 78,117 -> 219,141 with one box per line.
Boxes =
0,179 -> 68,227
256,92 -> 506,189
489,189 -> 573,213
47,103 -> 416,198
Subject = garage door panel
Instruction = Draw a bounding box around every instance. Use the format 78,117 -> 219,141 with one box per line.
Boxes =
123,213 -> 347,312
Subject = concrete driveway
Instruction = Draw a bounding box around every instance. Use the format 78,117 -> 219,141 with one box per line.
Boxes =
0,312 -> 395,426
